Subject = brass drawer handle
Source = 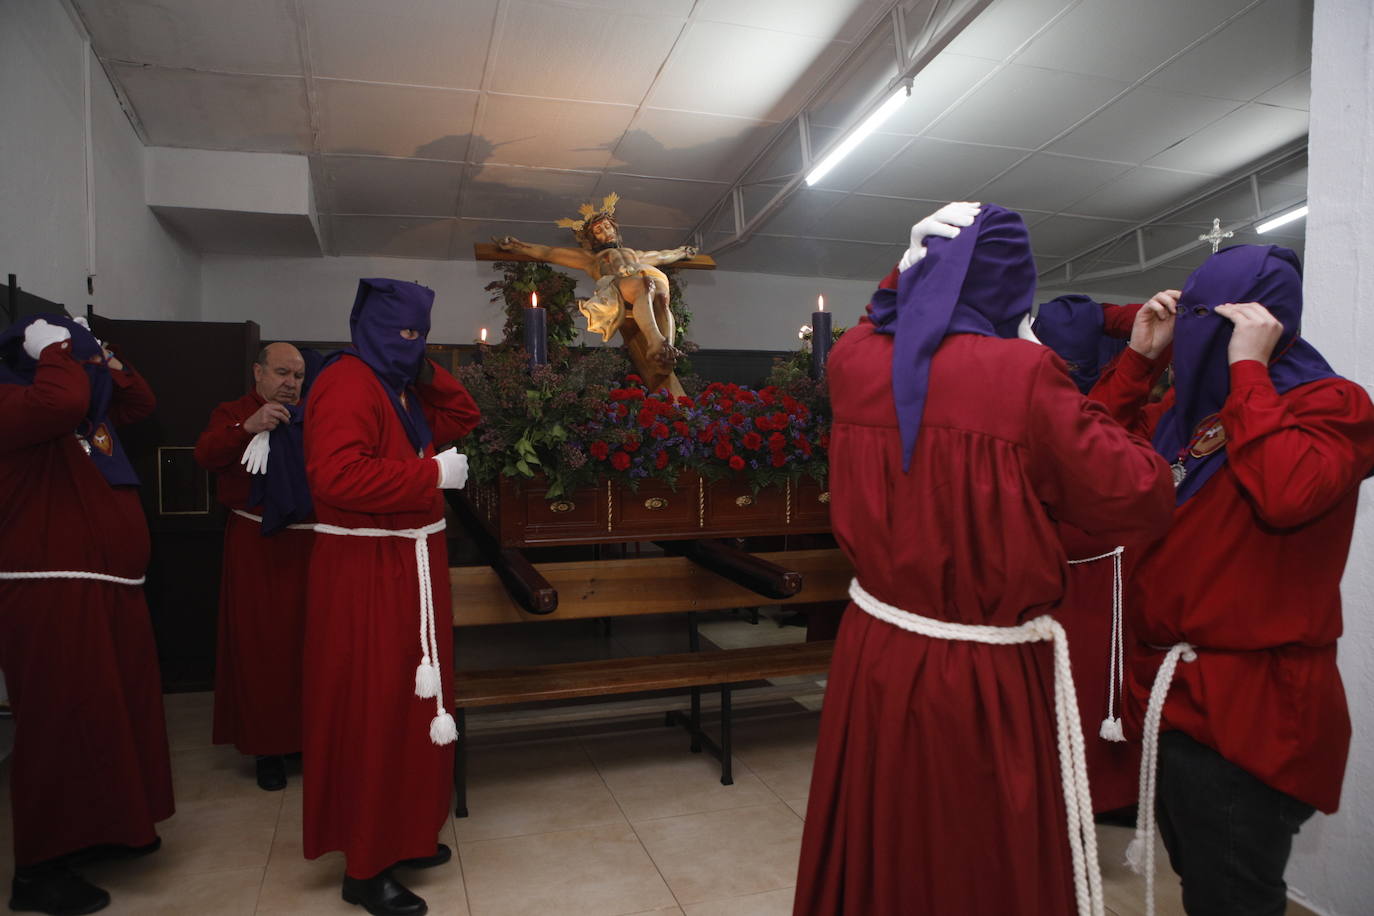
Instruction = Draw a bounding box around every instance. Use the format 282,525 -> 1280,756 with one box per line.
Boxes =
735,495 -> 754,507
549,500 -> 575,513
644,496 -> 669,510
818,491 -> 831,504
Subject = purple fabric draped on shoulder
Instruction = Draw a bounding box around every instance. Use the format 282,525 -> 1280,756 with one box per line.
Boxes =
321,278 -> 436,453
0,313 -> 140,487
1155,244 -> 1337,504
868,204 -> 1038,469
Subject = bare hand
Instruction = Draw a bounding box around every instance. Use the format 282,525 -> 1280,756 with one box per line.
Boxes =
682,245 -> 699,258
1129,289 -> 1181,360
1214,302 -> 1284,365
244,402 -> 291,434
494,235 -> 519,250
102,346 -> 123,371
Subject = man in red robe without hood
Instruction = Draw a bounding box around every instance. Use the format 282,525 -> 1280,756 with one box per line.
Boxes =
0,315 -> 174,915
302,279 -> 479,916
793,204 -> 1175,916
194,342 -> 312,792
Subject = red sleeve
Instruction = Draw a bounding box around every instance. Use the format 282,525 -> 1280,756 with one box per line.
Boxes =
0,341 -> 90,452
305,366 -> 439,514
1087,346 -> 1171,438
1102,303 -> 1142,339
877,265 -> 901,291
415,360 -> 481,446
1026,349 -> 1175,544
107,359 -> 156,426
1222,363 -> 1374,528
195,401 -> 254,472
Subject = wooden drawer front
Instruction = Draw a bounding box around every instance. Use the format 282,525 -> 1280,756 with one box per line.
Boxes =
614,477 -> 697,533
522,488 -> 601,534
705,479 -> 784,528
792,478 -> 831,525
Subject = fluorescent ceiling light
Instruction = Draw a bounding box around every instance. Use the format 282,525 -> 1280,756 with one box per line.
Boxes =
804,84 -> 911,187
1256,204 -> 1308,234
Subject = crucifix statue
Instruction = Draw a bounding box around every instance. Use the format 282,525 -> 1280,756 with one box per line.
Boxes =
493,194 -> 699,397
1199,218 -> 1234,254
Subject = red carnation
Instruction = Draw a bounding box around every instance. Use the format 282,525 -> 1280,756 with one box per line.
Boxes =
729,455 -> 745,471
718,399 -> 734,412
626,374 -> 643,384
637,408 -> 656,428
771,452 -> 787,467
651,422 -> 670,440
771,411 -> 788,428
590,441 -> 610,460
714,439 -> 734,459
742,431 -> 763,450
736,390 -> 756,404
623,437 -> 641,452
768,431 -> 786,450
611,451 -> 631,470
759,388 -> 777,405
655,450 -> 670,469
616,403 -> 629,418
729,412 -> 746,427
626,389 -> 646,401
673,421 -> 690,437
753,416 -> 770,431
677,396 -> 694,407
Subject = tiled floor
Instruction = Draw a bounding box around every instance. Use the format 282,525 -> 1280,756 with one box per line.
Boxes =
0,612 -> 1315,915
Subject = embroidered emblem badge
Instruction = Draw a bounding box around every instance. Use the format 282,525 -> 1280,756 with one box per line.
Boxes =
90,423 -> 114,456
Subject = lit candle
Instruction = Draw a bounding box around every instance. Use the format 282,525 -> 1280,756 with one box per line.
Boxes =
524,292 -> 548,368
474,327 -> 488,364
811,294 -> 832,379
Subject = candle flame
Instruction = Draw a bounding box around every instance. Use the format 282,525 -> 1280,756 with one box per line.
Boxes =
530,292 -> 539,308
480,328 -> 488,342
818,295 -> 825,312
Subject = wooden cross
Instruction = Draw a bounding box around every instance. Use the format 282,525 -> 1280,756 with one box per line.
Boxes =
1198,218 -> 1234,254
474,243 -> 716,269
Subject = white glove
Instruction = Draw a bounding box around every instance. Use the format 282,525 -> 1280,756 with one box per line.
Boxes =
22,319 -> 71,360
898,201 -> 982,271
433,447 -> 469,489
240,430 -> 271,476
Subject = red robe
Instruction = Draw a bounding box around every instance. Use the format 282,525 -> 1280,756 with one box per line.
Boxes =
194,391 -> 313,755
1091,349 -> 1374,812
0,343 -> 174,865
794,320 -> 1175,916
302,356 -> 479,879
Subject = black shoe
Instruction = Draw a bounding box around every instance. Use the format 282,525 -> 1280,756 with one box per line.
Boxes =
394,844 -> 451,870
10,861 -> 110,915
64,836 -> 161,868
255,755 -> 287,791
341,872 -> 427,916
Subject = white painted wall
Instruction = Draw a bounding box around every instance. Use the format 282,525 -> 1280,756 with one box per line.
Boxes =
199,253 -> 877,351
0,0 -> 198,323
1283,2 -> 1374,914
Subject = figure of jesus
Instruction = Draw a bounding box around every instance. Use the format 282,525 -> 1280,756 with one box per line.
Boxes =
494,194 -> 698,396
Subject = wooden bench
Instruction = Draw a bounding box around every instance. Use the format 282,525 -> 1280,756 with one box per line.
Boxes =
451,640 -> 834,817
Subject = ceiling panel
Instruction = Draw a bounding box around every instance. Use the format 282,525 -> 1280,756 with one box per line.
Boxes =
1143,103 -> 1309,174
462,165 -> 601,222
488,2 -> 683,105
303,0 -> 496,90
973,153 -> 1131,213
807,18 -> 900,132
1048,88 -> 1239,164
1069,265 -> 1196,299
1014,0 -> 1253,83
878,53 -> 1000,136
111,65 -> 312,152
717,234 -> 899,280
324,156 -> 464,217
857,137 -> 1027,200
479,95 -> 636,171
755,188 -> 849,236
944,0 -> 1076,60
694,0 -> 889,41
317,80 -> 479,160
1066,167 -> 1218,221
925,64 -> 1128,149
76,0 -> 302,75
821,194 -> 946,244
1257,69 -> 1310,110
647,21 -> 844,122
1146,0 -> 1313,102
1026,213 -> 1135,258
612,110 -> 778,181
591,175 -> 727,228
331,215 -> 455,260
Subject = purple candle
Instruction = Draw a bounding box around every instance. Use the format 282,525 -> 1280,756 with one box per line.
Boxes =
524,293 -> 548,368
811,295 -> 832,379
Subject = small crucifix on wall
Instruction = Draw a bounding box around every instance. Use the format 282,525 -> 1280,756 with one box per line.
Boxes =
1198,218 -> 1234,254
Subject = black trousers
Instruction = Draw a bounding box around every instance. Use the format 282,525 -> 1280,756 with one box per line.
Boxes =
1156,730 -> 1315,916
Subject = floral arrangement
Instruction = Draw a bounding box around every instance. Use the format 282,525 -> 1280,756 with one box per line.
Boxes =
485,261 -> 581,348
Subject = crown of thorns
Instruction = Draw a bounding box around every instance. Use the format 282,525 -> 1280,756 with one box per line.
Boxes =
555,193 -> 619,242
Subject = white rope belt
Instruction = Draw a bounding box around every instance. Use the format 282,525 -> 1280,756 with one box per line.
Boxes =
849,578 -> 1104,916
262,511 -> 456,747
1125,641 -> 1196,916
1066,547 -> 1127,742
0,570 -> 145,585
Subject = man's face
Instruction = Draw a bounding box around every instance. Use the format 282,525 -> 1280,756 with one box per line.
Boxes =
253,344 -> 306,405
588,218 -> 618,245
